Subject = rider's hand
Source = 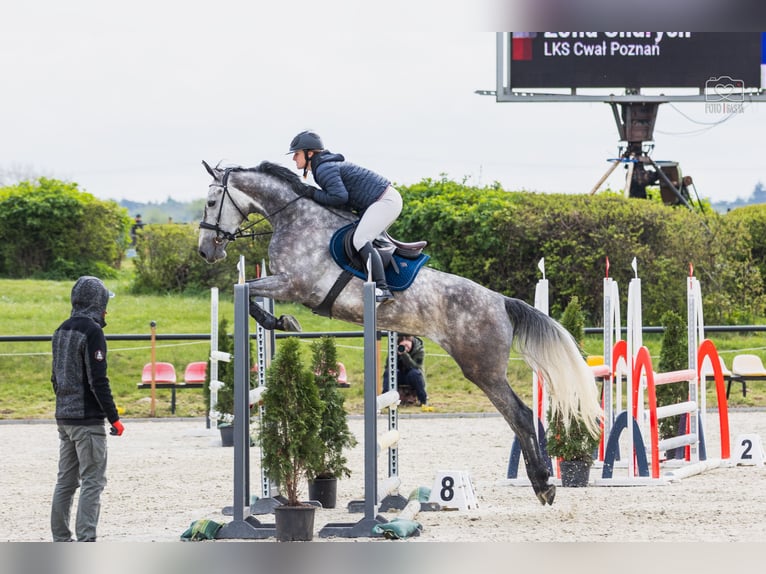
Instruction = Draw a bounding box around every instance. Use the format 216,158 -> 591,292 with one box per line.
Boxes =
110,420 -> 125,436
303,186 -> 318,199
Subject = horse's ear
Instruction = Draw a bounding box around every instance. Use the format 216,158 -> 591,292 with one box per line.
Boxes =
202,160 -> 219,179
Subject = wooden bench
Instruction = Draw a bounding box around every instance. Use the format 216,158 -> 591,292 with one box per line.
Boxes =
137,362 -> 205,414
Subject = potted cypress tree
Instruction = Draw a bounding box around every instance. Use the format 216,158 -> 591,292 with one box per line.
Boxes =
545,296 -> 601,486
308,337 -> 357,508
259,337 -> 323,541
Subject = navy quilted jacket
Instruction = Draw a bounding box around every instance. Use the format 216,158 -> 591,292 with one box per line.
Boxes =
51,276 -> 119,426
310,151 -> 390,213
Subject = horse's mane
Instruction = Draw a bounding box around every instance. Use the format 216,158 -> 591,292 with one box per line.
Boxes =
253,161 -> 307,196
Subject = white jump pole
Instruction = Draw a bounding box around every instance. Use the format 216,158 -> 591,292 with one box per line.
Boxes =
532,258 -> 548,442
208,287 -> 219,429
601,258 -> 622,452
626,257 -> 642,478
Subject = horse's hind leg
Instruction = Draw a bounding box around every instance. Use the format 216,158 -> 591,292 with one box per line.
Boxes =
482,380 -> 555,505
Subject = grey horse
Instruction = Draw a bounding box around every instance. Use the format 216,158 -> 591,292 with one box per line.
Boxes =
198,160 -> 602,505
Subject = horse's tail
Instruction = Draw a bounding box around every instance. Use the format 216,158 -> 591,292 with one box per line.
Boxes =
505,297 -> 602,437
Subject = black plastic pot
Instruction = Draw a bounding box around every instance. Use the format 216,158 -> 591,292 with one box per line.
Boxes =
274,504 -> 316,542
219,424 -> 234,447
559,460 -> 592,487
308,477 -> 338,509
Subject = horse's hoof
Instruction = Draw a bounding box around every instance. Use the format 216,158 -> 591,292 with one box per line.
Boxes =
276,315 -> 302,332
535,484 -> 556,506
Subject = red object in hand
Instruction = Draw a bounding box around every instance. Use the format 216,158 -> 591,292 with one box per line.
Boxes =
110,420 -> 125,436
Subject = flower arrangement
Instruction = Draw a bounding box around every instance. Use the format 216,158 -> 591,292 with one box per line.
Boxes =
545,409 -> 601,463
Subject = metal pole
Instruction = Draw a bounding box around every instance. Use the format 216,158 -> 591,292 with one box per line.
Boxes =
216,278 -> 275,539
363,279 -> 378,521
209,288 -> 219,429
233,282 -> 250,522
149,320 -> 157,418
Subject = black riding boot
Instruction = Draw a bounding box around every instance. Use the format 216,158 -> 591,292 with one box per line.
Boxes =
358,242 -> 393,303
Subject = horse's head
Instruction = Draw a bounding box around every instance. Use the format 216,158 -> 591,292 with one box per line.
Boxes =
199,158 -> 331,264
198,160 -> 248,263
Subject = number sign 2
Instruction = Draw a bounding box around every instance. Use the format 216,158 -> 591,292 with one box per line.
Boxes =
733,433 -> 765,466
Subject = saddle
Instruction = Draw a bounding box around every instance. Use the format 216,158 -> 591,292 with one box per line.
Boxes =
341,225 -> 428,275
314,223 -> 430,318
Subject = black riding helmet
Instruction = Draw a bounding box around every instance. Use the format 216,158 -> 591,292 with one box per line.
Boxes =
288,131 -> 324,178
288,130 -> 323,153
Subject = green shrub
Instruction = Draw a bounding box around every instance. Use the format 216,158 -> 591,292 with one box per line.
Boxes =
393,179 -> 761,325
657,310 -> 689,442
311,337 -> 357,479
131,220 -> 270,293
0,178 -> 129,279
560,295 -> 585,351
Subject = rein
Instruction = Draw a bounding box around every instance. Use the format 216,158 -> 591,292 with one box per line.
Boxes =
199,167 -> 305,242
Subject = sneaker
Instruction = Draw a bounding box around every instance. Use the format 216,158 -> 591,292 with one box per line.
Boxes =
375,288 -> 394,304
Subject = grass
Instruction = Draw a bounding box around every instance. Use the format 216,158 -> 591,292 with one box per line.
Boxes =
1,265 -> 766,420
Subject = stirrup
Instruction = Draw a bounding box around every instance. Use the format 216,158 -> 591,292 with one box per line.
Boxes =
375,287 -> 394,303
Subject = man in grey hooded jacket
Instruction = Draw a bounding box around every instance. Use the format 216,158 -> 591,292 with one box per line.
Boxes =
50,276 -> 124,542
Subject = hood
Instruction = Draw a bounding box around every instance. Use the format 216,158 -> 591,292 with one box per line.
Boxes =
70,276 -> 112,327
311,150 -> 345,169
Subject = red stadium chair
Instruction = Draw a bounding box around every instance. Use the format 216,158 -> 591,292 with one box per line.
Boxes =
183,361 -> 207,384
141,362 -> 177,383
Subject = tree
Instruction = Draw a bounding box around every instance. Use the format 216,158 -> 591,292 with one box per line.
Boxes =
559,295 -> 585,353
130,218 -> 270,294
657,310 -> 689,446
259,337 -> 323,506
311,337 -> 356,479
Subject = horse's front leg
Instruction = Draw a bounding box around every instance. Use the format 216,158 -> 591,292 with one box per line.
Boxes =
246,276 -> 301,332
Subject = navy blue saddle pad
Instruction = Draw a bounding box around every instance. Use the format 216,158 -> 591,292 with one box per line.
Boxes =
329,224 -> 430,292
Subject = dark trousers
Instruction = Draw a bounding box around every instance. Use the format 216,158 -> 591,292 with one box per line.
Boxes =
383,368 -> 427,405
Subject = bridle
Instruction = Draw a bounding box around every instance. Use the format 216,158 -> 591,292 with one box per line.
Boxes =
199,167 -> 304,244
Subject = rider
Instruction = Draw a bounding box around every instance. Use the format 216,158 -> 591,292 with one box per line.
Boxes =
288,130 -> 401,303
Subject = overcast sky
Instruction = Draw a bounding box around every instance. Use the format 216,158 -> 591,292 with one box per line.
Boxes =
2,1 -> 764,206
